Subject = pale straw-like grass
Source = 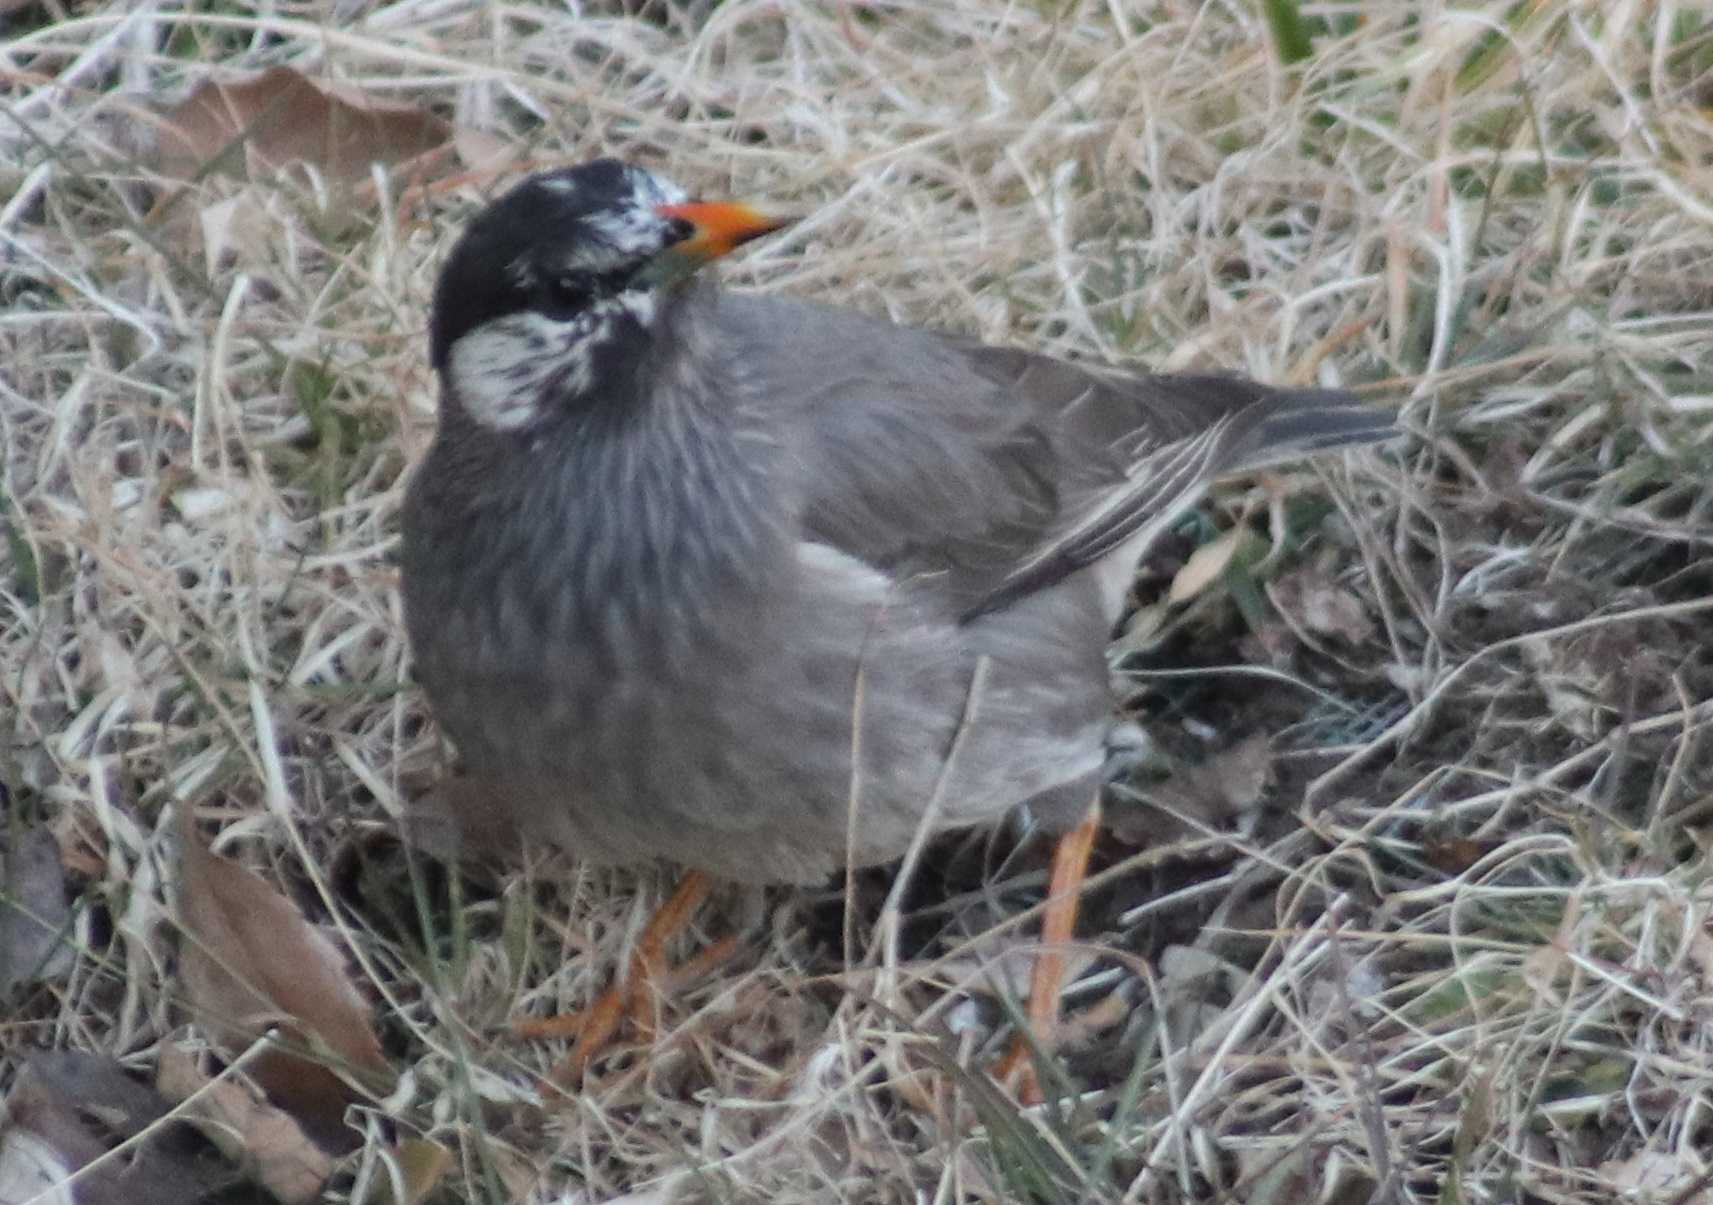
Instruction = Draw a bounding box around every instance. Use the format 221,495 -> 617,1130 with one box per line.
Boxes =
4,1 -> 1712,1201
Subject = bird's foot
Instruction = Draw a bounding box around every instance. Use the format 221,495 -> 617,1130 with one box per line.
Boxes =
511,870 -> 734,1087
996,794 -> 1102,1105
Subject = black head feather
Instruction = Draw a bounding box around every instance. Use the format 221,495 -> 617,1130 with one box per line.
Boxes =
429,159 -> 692,371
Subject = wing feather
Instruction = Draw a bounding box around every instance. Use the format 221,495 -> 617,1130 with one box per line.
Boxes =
707,291 -> 1394,618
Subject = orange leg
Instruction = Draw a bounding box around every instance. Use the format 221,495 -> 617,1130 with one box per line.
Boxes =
511,871 -> 725,1085
997,797 -> 1102,1102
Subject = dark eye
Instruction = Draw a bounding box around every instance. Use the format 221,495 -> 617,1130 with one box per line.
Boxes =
538,272 -> 593,318
662,216 -> 695,245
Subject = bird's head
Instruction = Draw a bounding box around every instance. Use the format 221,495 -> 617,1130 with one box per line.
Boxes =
429,158 -> 791,432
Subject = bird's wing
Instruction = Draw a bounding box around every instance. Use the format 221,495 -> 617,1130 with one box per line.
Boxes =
708,292 -> 1394,618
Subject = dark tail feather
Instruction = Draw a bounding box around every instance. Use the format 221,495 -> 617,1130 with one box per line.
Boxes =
962,381 -> 1396,623
1226,387 -> 1398,472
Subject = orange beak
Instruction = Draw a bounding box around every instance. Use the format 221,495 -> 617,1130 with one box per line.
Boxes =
655,201 -> 793,262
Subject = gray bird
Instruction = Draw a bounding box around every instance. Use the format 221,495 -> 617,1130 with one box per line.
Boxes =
401,158 -> 1393,886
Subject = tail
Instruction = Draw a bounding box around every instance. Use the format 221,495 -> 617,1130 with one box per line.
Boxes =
962,377 -> 1396,621
1220,384 -> 1398,473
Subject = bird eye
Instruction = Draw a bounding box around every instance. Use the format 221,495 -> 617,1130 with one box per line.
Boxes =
539,272 -> 592,318
662,216 -> 695,245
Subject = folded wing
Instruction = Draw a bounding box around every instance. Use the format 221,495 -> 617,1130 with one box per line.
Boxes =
711,292 -> 1395,619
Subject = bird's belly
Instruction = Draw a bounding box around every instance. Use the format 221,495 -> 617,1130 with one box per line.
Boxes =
417,582 -> 1111,883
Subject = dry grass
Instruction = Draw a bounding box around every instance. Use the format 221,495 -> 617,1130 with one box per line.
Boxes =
4,1 -> 1713,1201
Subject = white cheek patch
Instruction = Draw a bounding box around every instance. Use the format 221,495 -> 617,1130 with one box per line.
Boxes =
447,312 -> 601,431
445,293 -> 658,431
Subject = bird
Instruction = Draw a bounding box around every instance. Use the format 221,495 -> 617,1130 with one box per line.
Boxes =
400,157 -> 1394,1078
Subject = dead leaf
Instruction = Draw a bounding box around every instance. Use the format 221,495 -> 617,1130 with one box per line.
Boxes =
116,68 -> 516,265
156,1039 -> 335,1205
1111,733 -> 1273,845
1,823 -> 74,994
1,1053 -> 236,1205
1522,632 -> 1623,741
1055,989 -> 1130,1047
1597,1148 -> 1710,1200
146,66 -> 454,183
1521,890 -> 1583,1004
174,804 -> 393,1151
1137,943 -> 1247,1052
1688,921 -> 1713,989
359,1138 -> 453,1205
0,1069 -> 96,1205
1167,527 -> 1247,604
453,125 -> 514,172
1422,835 -> 1500,875
0,1127 -> 77,1205
17,1052 -> 176,1140
1192,733 -> 1272,816
1231,1142 -> 1315,1205
935,942 -> 1099,1004
1110,598 -> 1168,658
196,189 -> 286,275
1269,565 -> 1375,644
601,1186 -> 686,1205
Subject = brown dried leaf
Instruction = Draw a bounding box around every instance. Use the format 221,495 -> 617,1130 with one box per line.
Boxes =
1055,989 -> 1130,1047
1422,836 -> 1500,875
174,806 -> 392,1150
0,1127 -> 77,1205
1111,733 -> 1273,845
16,1053 -> 175,1143
146,66 -> 454,183
453,125 -> 514,172
1167,526 -> 1246,604
1192,733 -> 1273,816
1,1069 -> 99,1205
1689,922 -> 1713,989
1110,598 -> 1168,658
196,189 -> 279,275
359,1138 -> 454,1205
1,823 -> 73,994
1597,1148 -> 1711,1200
1156,944 -> 1243,1040
1232,1142 -> 1315,1205
156,1040 -> 335,1205
1,1054 -> 235,1205
1269,565 -> 1375,644
936,942 -> 1099,1004
1521,892 -> 1583,1004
